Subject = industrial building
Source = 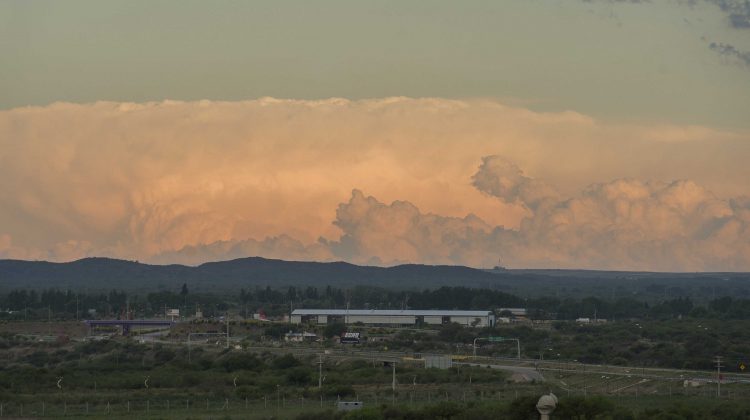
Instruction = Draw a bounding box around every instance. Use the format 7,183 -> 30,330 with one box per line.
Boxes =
290,309 -> 495,327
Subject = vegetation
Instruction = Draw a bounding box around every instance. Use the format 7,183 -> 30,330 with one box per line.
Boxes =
1,257 -> 749,301
5,285 -> 750,322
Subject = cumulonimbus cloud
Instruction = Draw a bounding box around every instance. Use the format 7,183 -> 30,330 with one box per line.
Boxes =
309,169 -> 750,271
1,98 -> 748,270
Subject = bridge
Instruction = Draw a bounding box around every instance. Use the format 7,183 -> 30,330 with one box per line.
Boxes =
84,319 -> 177,336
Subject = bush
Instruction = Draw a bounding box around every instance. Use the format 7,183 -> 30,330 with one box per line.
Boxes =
324,323 -> 347,339
154,348 -> 176,363
424,401 -> 463,419
295,409 -> 339,420
25,350 -> 50,367
220,354 -> 263,372
272,354 -> 300,369
322,384 -> 356,398
555,395 -> 615,419
286,367 -> 312,386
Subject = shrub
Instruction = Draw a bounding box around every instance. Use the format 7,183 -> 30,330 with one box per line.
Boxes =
272,354 -> 300,369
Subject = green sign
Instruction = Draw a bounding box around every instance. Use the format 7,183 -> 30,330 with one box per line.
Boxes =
489,337 -> 504,342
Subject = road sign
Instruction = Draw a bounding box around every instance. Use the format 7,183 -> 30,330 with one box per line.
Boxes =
488,336 -> 503,342
740,362 -> 746,372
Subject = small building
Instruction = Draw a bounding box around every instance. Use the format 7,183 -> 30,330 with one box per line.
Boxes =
497,308 -> 527,317
284,331 -> 318,342
425,356 -> 452,369
291,309 -> 495,327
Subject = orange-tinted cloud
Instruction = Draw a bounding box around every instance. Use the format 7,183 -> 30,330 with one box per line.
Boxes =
0,98 -> 748,270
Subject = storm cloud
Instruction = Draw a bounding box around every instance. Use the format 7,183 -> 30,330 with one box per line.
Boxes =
1,98 -> 748,270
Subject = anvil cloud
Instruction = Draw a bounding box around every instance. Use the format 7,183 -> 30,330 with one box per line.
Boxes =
1,98 -> 748,270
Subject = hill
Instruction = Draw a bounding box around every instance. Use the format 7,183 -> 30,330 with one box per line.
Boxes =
0,257 -> 748,301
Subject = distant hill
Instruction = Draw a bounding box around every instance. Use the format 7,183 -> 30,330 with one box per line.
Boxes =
0,257 -> 501,292
0,257 -> 748,301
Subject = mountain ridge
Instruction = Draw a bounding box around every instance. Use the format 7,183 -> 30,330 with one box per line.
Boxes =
1,257 -> 749,300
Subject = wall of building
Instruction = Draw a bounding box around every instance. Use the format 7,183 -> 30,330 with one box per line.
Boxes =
449,316 -> 492,327
346,315 -> 416,325
292,311 -> 493,327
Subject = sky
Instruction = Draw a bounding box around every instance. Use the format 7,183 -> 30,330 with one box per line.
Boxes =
1,0 -> 749,271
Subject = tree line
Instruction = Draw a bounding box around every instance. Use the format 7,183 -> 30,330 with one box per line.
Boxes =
3,285 -> 750,321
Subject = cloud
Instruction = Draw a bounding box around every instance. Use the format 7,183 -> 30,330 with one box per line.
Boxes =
150,235 -> 333,266
580,0 -> 750,69
472,156 -> 558,210
707,0 -> 750,29
0,98 -> 748,270
323,190 -> 499,267
514,178 -> 750,271
158,160 -> 750,271
583,0 -> 750,29
709,42 -> 750,66
321,166 -> 750,271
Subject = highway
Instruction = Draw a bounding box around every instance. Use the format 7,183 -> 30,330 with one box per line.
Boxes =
235,345 -> 747,384
120,333 -> 748,386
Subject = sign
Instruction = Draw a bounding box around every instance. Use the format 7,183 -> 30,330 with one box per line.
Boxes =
489,336 -> 504,342
166,309 -> 180,317
340,332 -> 361,344
740,362 -> 747,372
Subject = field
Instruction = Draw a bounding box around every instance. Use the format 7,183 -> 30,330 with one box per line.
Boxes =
3,318 -> 750,419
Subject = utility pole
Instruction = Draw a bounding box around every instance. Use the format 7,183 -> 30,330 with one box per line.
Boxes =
715,356 -> 724,398
226,312 -> 230,349
318,354 -> 323,389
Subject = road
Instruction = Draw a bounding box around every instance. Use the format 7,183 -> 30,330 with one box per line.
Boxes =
137,339 -> 748,385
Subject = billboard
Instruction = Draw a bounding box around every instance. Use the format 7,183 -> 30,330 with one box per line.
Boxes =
340,331 -> 361,344
166,309 -> 180,317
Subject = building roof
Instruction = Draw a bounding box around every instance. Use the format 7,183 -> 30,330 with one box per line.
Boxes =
291,309 -> 493,317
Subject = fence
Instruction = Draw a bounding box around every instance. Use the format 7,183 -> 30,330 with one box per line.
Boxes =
2,384 -> 750,418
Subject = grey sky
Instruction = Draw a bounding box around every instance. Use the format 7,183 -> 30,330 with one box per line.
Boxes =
1,0 -> 749,128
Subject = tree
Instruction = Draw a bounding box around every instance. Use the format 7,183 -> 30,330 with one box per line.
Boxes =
324,322 -> 347,339
180,283 -> 189,310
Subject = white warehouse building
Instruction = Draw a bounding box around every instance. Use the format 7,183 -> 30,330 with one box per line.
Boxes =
290,309 -> 495,327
